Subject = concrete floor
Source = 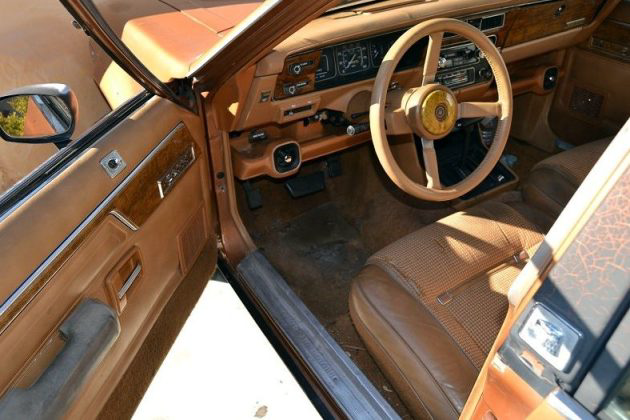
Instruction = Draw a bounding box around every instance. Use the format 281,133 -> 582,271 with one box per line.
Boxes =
132,273 -> 321,420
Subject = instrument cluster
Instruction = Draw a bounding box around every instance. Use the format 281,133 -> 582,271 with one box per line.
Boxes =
276,13 -> 505,99
312,30 -> 424,91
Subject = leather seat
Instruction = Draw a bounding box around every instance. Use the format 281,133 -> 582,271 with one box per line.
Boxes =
349,138 -> 611,419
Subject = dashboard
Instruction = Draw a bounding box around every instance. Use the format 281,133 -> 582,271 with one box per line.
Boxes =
274,13 -> 508,99
228,0 -> 609,181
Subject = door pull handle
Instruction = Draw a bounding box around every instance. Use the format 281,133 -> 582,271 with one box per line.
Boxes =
117,263 -> 142,300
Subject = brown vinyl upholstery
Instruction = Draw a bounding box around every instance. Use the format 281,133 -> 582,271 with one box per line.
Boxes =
350,139 -> 611,419
350,202 -> 544,419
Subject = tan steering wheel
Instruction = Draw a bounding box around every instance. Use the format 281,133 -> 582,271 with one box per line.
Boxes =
370,18 -> 512,201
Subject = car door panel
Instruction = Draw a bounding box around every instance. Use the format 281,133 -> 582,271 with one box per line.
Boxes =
550,1 -> 630,144
0,299 -> 120,419
0,95 -> 216,418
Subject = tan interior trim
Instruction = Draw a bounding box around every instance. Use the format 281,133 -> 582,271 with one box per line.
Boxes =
206,108 -> 256,263
231,131 -> 370,180
0,124 -> 196,335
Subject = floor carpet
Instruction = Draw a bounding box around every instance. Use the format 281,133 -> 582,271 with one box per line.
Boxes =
255,202 -> 412,417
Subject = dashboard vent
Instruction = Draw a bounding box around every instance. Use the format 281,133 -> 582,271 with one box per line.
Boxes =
459,13 -> 504,34
466,17 -> 482,29
481,14 -> 505,31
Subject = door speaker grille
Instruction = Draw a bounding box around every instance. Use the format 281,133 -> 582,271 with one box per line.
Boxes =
177,205 -> 208,274
569,86 -> 603,118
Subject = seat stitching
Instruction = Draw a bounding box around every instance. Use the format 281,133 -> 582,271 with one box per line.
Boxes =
355,276 -> 477,417
504,203 -> 546,235
367,258 -> 422,298
356,279 -> 471,416
441,264 -> 515,356
477,204 -> 515,254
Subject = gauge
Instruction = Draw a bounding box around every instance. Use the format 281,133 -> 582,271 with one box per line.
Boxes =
315,49 -> 335,82
335,42 -> 369,75
369,35 -> 398,68
369,42 -> 384,67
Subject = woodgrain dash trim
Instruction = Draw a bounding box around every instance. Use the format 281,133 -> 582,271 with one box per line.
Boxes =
0,123 -> 199,335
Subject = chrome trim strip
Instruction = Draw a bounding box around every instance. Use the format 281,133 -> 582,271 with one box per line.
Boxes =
117,263 -> 142,299
0,123 -> 183,331
109,210 -> 139,231
566,18 -> 586,28
608,18 -> 630,29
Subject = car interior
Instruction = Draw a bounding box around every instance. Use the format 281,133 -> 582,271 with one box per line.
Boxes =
0,0 -> 628,418
212,0 -> 629,417
212,0 -> 628,417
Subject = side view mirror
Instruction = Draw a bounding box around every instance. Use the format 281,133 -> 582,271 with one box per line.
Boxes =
0,84 -> 79,146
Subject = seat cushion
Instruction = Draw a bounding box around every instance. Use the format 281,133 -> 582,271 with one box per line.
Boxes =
349,201 -> 544,419
523,138 -> 611,218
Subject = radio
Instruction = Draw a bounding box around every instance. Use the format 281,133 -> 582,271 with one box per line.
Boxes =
435,36 -> 495,89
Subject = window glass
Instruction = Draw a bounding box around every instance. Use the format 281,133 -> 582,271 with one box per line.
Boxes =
601,371 -> 630,420
0,0 -> 138,196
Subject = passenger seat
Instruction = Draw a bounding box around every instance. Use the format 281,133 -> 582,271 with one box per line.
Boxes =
522,138 -> 611,220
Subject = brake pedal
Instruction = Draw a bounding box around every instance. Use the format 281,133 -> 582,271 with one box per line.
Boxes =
285,171 -> 325,198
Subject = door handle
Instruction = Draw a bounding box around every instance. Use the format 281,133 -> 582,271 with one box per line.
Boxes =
0,299 -> 120,419
117,263 -> 142,300
105,249 -> 143,313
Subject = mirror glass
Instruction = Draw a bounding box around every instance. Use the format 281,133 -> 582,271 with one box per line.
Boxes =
0,94 -> 72,139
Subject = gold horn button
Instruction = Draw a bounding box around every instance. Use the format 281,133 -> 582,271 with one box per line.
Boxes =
421,90 -> 457,137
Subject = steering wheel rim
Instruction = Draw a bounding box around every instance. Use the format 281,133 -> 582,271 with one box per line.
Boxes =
369,18 -> 513,201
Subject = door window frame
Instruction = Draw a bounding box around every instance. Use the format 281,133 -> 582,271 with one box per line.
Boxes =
0,91 -> 152,220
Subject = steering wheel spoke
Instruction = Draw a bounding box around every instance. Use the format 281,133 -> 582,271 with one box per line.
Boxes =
384,87 -> 413,135
458,101 -> 501,118
421,138 -> 441,189
385,108 -> 412,135
422,31 -> 444,85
